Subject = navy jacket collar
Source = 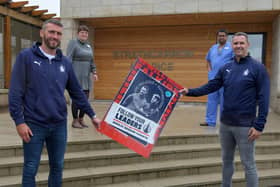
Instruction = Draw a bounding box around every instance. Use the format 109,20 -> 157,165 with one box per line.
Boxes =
32,42 -> 63,60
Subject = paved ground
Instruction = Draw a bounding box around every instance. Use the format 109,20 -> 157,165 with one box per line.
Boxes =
1,101 -> 280,146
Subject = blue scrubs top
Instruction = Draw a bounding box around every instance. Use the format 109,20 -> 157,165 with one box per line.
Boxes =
206,42 -> 233,79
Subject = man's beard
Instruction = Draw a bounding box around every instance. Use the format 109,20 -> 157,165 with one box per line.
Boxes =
43,36 -> 60,49
218,39 -> 226,45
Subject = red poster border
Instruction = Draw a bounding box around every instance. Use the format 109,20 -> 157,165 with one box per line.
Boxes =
98,57 -> 183,158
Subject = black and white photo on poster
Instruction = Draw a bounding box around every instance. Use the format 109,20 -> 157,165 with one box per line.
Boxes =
120,70 -> 174,123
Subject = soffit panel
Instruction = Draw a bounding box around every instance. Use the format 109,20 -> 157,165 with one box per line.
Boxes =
80,11 -> 280,29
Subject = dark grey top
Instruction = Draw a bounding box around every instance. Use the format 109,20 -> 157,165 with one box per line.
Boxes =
66,39 -> 96,90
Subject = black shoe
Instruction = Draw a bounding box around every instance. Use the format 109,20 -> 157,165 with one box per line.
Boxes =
200,122 -> 209,126
200,122 -> 216,127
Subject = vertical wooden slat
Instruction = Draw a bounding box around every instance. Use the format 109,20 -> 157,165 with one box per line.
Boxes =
4,16 -> 11,88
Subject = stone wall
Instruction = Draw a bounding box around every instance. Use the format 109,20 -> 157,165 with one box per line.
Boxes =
61,0 -> 280,19
272,15 -> 280,114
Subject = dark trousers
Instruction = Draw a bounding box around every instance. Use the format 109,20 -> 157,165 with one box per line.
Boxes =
71,90 -> 89,119
22,122 -> 67,187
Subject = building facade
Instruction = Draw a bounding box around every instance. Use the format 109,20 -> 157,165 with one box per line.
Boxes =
60,0 -> 280,114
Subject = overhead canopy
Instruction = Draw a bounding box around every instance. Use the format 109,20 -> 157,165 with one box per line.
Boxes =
80,10 -> 280,28
1,0 -> 56,21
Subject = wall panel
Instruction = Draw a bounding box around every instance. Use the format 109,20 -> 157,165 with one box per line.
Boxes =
93,23 -> 272,102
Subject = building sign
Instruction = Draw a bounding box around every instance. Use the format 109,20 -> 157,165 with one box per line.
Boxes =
99,57 -> 183,158
130,62 -> 174,71
113,49 -> 194,59
113,48 -> 193,71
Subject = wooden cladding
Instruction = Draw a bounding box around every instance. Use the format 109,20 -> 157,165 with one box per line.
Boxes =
93,23 -> 272,102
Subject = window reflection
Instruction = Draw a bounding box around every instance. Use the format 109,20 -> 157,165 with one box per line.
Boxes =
11,19 -> 40,67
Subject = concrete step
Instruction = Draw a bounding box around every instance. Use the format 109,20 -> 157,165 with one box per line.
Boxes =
95,168 -> 280,187
1,140 -> 280,177
0,153 -> 279,187
0,131 -> 279,158
0,134 -> 219,158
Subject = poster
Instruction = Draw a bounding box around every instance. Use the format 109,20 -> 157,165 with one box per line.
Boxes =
99,57 -> 183,158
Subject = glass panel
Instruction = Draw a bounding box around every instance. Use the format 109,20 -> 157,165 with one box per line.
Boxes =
11,19 -> 40,67
247,34 -> 264,62
21,38 -> 31,49
228,33 -> 265,64
11,36 -> 17,70
0,16 -> 3,88
32,26 -> 41,44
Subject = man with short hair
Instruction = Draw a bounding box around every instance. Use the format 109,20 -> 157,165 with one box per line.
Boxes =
180,32 -> 270,187
9,19 -> 101,187
143,93 -> 161,121
201,29 -> 233,127
122,85 -> 149,113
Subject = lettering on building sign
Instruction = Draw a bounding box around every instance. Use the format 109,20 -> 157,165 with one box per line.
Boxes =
130,62 -> 174,71
113,49 -> 193,59
113,49 -> 193,71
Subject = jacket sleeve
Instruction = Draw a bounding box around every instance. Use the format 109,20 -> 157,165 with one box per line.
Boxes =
8,52 -> 27,125
66,40 -> 76,62
254,64 -> 270,132
90,45 -> 96,73
187,68 -> 224,97
66,60 -> 96,118
90,59 -> 96,73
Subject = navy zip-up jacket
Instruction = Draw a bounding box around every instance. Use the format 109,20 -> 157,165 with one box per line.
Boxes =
187,56 -> 270,132
9,42 -> 96,127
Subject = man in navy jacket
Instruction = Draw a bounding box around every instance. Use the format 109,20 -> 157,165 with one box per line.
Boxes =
180,32 -> 270,187
9,19 -> 101,187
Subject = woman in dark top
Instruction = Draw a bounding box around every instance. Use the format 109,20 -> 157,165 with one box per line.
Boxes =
66,25 -> 98,128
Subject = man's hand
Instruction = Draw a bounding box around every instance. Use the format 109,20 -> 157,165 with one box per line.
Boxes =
16,123 -> 33,143
92,117 -> 101,130
93,74 -> 98,81
179,88 -> 189,96
248,127 -> 262,141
